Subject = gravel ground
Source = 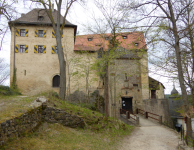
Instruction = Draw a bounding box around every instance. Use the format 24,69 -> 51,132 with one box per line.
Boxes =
119,116 -> 180,150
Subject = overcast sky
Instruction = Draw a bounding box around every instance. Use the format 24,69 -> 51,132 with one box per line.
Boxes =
0,0 -> 178,94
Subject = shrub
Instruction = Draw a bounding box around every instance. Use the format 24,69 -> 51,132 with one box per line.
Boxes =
0,85 -> 21,96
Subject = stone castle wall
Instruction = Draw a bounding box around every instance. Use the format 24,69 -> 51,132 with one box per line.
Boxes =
143,99 -> 171,124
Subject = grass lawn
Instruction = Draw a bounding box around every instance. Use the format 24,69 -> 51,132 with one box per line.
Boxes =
0,95 -> 36,123
2,122 -> 133,150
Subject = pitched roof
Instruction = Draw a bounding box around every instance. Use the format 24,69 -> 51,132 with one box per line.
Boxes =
9,8 -> 76,27
149,77 -> 165,90
74,32 -> 147,52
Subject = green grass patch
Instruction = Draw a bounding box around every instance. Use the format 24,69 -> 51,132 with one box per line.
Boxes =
2,122 -> 133,150
0,95 -> 35,123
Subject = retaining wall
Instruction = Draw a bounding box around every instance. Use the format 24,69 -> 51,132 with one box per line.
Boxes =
0,103 -> 85,146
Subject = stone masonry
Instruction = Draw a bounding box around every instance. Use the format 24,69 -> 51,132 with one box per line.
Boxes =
0,99 -> 85,147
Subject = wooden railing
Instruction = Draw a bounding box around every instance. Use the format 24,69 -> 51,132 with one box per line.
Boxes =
136,108 -> 162,124
120,109 -> 139,125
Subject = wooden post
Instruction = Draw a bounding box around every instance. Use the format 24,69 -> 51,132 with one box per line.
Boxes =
136,116 -> 139,125
144,112 -> 148,119
126,111 -> 129,120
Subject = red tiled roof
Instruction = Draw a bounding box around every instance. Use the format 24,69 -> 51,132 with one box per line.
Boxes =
74,32 -> 147,51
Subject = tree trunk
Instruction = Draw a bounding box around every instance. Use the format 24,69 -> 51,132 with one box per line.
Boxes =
56,29 -> 66,100
168,0 -> 192,139
104,62 -> 109,117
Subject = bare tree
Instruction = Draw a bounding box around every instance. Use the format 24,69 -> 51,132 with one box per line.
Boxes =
32,0 -> 82,100
0,0 -> 17,50
122,0 -> 194,142
0,58 -> 9,85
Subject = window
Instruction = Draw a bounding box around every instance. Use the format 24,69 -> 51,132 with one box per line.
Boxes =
151,90 -> 156,99
34,45 -> 46,53
38,30 -> 43,37
52,75 -> 60,87
38,16 -> 44,21
55,46 -> 58,54
105,37 -> 109,40
88,38 -> 92,41
15,44 -> 28,53
135,43 -> 139,46
20,45 -> 25,53
20,29 -> 25,36
16,29 -> 28,37
125,73 -> 127,80
122,36 -> 127,39
133,84 -> 138,87
38,45 -> 43,53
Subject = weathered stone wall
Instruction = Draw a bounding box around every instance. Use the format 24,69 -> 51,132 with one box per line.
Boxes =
0,104 -> 84,146
42,107 -> 85,128
0,105 -> 43,146
143,99 -> 171,124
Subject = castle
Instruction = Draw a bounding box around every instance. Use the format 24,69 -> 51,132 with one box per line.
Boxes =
9,8 -> 165,117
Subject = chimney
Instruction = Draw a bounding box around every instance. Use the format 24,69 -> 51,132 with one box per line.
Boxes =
21,13 -> 25,17
52,4 -> 54,12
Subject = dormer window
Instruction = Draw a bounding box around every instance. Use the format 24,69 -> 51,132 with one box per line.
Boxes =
123,36 -> 127,39
88,38 -> 92,41
38,16 -> 44,21
135,43 -> 139,46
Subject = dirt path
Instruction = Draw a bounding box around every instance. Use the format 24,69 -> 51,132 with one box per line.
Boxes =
119,116 -> 180,150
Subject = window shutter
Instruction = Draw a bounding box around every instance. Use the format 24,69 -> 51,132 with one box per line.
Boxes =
25,45 -> 28,53
25,29 -> 28,37
52,46 -> 55,54
16,28 -> 20,36
34,45 -> 37,53
15,44 -> 19,53
43,30 -> 46,38
35,29 -> 38,37
43,45 -> 46,53
52,30 -> 55,38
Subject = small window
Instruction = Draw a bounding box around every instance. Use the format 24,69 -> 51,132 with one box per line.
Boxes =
38,16 -> 44,21
38,45 -> 43,53
53,75 -> 60,87
38,30 -> 43,37
123,36 -> 127,39
133,84 -> 138,87
20,45 -> 25,53
135,43 -> 139,46
125,73 -> 127,80
20,29 -> 25,36
55,46 -> 58,54
105,37 -> 109,40
88,38 -> 92,41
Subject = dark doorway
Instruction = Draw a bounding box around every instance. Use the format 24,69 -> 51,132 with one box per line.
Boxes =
122,97 -> 133,114
52,75 -> 60,87
151,90 -> 156,99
